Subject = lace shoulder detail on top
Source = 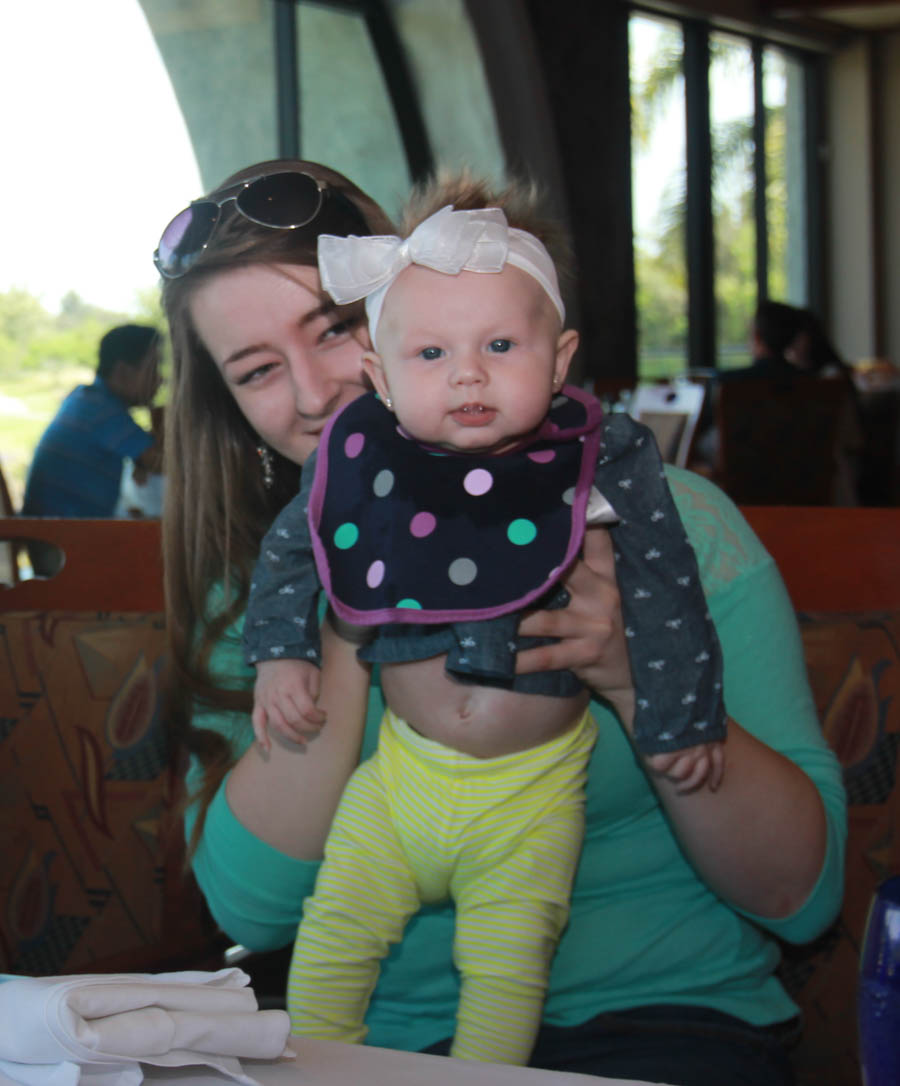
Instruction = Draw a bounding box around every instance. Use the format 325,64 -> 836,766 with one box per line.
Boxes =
664,466 -> 773,596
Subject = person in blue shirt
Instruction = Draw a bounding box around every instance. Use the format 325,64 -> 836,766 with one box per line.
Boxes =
21,323 -> 163,573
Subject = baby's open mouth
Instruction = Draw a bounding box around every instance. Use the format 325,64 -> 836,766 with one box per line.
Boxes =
452,403 -> 497,426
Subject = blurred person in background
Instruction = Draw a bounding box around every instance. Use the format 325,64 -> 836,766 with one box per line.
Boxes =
21,323 -> 163,573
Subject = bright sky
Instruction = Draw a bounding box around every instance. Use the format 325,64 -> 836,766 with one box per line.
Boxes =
0,6 -> 764,313
0,0 -> 201,314
630,17 -> 688,250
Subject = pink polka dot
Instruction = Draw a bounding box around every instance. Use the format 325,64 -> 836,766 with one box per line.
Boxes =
367,560 -> 385,588
464,468 -> 493,496
344,432 -> 365,458
410,512 -> 436,538
528,449 -> 556,464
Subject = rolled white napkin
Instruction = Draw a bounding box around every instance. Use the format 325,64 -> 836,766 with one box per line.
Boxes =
0,968 -> 291,1086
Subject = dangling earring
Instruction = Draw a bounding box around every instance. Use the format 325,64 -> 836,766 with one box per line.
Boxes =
257,444 -> 275,489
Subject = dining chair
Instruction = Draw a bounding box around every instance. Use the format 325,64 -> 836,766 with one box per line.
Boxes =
0,516 -> 223,976
0,458 -> 19,586
715,375 -> 850,505
626,379 -> 706,467
743,505 -> 900,1086
590,375 -> 636,412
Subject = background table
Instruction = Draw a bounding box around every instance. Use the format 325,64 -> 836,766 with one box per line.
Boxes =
143,1037 -> 666,1085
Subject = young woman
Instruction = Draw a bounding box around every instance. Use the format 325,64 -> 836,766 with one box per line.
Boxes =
158,159 -> 846,1086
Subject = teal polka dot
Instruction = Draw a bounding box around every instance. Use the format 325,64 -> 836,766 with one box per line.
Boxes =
396,598 -> 422,610
334,522 -> 359,549
508,518 -> 537,545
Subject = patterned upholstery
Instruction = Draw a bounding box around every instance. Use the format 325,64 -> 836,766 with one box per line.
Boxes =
781,611 -> 900,1086
0,608 -> 219,976
1,508 -> 896,1084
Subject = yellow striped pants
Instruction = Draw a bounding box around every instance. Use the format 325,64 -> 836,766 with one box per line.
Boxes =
287,706 -> 597,1065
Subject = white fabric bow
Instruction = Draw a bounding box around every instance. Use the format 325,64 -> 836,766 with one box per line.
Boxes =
318,205 -> 565,348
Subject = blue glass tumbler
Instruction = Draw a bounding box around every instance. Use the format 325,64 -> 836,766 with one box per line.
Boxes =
858,875 -> 900,1086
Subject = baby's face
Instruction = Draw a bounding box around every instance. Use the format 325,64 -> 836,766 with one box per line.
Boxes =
366,264 -> 576,455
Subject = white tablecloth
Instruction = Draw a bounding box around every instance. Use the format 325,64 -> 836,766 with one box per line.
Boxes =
141,1036 -> 667,1086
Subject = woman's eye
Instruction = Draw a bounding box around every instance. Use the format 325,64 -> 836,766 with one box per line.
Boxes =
235,361 -> 278,386
420,346 -> 444,361
489,338 -> 512,353
320,317 -> 356,343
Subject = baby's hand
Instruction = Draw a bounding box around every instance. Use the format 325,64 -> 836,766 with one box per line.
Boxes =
252,658 -> 326,753
646,740 -> 725,794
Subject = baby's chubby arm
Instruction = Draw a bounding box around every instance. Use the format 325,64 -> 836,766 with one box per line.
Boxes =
252,658 -> 325,753
251,610 -> 375,753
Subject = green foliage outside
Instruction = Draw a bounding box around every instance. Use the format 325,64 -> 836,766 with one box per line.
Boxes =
0,287 -> 165,508
630,23 -> 789,379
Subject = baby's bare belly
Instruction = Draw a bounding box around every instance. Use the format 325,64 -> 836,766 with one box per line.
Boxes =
381,654 -> 590,758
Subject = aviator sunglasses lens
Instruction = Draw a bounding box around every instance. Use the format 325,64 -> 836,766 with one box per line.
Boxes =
236,171 -> 323,228
156,202 -> 220,277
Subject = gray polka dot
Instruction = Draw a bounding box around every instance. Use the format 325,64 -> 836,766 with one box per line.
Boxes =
562,486 -> 575,505
448,557 -> 478,586
373,469 -> 394,497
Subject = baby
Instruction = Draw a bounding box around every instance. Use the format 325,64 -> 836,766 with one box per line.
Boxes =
243,178 -> 726,1065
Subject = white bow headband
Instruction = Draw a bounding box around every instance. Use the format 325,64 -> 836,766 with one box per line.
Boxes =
317,205 -> 565,350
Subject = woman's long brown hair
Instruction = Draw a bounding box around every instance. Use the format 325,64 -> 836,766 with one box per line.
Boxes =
160,160 -> 395,858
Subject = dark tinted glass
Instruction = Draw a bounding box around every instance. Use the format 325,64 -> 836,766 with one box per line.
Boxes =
156,201 -> 220,276
236,171 -> 323,227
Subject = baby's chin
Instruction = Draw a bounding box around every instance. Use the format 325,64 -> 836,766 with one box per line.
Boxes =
431,433 -> 527,456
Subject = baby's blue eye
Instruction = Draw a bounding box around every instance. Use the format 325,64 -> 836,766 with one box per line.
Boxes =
489,339 -> 512,353
420,346 -> 443,361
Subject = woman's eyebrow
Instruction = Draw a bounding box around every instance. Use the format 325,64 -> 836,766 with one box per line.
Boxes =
222,303 -> 338,367
301,301 -> 334,321
222,343 -> 270,367
298,301 -> 336,328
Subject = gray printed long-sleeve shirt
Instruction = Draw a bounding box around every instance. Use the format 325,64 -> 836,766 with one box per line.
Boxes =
243,390 -> 726,754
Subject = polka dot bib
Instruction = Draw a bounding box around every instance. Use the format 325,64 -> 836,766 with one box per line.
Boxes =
309,386 -> 604,625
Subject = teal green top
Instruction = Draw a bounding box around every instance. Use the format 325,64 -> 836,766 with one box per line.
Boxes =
185,468 -> 846,1052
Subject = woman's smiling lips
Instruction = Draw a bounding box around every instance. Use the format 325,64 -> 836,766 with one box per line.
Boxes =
451,403 -> 497,426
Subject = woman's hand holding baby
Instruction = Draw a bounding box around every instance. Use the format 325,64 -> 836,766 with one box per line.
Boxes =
517,528 -> 724,792
516,528 -> 635,724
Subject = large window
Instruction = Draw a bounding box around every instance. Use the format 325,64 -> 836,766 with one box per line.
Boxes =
0,0 -> 503,508
763,45 -> 809,306
710,31 -> 756,370
295,3 -> 412,211
0,0 -> 201,508
628,10 -> 818,378
388,0 -> 505,184
630,15 -> 688,379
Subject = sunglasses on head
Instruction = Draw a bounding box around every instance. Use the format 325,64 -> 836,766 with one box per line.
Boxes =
153,170 -> 369,279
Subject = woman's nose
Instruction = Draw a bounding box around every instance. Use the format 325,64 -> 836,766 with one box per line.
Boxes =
289,355 -> 341,418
